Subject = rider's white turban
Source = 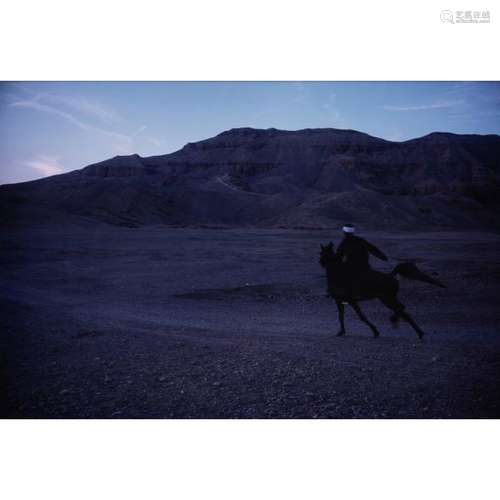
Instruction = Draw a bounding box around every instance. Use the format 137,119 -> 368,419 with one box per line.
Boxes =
342,225 -> 355,233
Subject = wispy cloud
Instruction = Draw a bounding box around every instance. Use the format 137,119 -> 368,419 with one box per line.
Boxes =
132,124 -> 147,137
382,100 -> 463,112
8,84 -> 118,123
5,87 -> 166,155
448,109 -> 500,123
130,124 -> 166,150
8,92 -> 133,154
10,99 -> 90,130
441,82 -> 500,123
25,155 -> 66,177
47,94 -> 118,123
442,81 -> 500,103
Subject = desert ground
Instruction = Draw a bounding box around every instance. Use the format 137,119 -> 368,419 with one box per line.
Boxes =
1,226 -> 499,418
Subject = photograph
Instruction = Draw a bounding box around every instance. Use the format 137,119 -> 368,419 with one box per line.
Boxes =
1,2 -> 499,498
2,81 -> 499,419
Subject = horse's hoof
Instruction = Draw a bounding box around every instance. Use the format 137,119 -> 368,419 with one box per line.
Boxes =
417,333 -> 425,341
336,331 -> 345,337
373,333 -> 380,338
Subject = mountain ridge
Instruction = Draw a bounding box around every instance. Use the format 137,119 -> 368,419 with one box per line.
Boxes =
1,127 -> 499,229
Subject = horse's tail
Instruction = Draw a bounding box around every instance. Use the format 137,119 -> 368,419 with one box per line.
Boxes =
391,262 -> 446,288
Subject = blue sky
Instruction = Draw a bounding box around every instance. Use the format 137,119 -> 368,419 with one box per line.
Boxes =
1,81 -> 499,184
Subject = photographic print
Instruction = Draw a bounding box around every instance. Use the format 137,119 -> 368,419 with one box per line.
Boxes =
1,81 -> 499,419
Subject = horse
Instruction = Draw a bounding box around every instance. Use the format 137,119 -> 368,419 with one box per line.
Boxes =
319,242 -> 445,339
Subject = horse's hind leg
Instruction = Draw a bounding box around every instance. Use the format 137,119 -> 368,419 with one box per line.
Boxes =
401,310 -> 425,340
335,299 -> 346,336
389,312 -> 400,328
380,296 -> 425,340
379,296 -> 401,326
349,301 -> 380,338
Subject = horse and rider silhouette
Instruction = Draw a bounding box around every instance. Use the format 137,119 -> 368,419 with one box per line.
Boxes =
319,224 -> 445,339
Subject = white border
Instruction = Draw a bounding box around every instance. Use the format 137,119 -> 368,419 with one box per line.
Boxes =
0,1 -> 498,80
1,1 -> 499,499
1,420 -> 499,500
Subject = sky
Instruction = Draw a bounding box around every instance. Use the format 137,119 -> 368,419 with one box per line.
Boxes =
0,81 -> 499,184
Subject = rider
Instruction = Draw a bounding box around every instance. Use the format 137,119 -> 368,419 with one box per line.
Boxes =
336,224 -> 388,294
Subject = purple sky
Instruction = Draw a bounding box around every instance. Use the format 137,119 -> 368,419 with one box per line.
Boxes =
1,81 -> 499,185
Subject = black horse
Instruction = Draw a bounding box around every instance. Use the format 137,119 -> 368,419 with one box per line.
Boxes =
319,242 -> 445,339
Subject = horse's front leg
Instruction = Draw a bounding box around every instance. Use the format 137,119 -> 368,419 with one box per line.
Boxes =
335,298 -> 346,336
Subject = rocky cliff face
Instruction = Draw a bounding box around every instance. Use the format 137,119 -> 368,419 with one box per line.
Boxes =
1,127 -> 499,229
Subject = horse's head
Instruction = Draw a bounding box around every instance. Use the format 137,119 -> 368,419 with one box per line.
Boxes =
319,241 -> 338,268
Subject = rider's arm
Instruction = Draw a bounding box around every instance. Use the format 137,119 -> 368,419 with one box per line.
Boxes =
365,240 -> 388,261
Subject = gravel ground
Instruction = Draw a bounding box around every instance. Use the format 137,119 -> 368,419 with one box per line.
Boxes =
1,227 -> 500,418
